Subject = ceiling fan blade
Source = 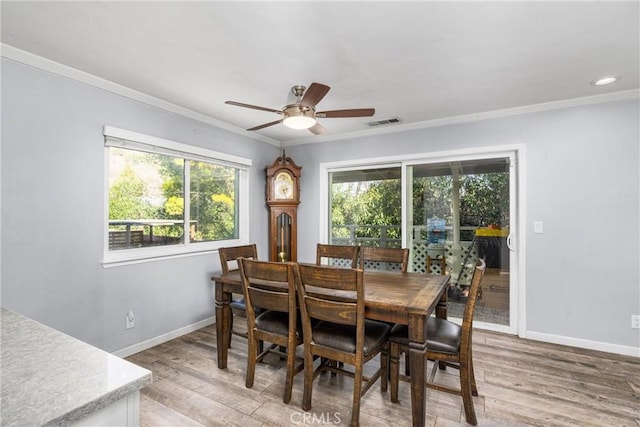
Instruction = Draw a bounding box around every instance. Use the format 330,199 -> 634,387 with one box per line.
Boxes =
247,119 -> 283,131
300,83 -> 330,109
308,122 -> 326,135
316,108 -> 375,118
225,101 -> 282,114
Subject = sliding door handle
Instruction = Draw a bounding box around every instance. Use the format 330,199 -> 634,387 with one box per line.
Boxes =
506,233 -> 515,251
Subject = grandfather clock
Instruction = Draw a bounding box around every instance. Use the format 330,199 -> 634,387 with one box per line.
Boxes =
266,155 -> 302,262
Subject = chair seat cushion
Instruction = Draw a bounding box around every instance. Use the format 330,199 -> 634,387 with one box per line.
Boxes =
389,317 -> 461,354
312,320 -> 391,356
230,298 -> 246,311
231,298 -> 264,314
255,310 -> 301,338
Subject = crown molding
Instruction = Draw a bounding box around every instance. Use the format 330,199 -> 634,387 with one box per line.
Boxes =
1,44 -> 280,147
283,88 -> 639,146
3,43 -> 637,149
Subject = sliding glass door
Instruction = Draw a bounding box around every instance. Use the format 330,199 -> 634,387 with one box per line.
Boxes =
324,149 -> 519,332
406,158 -> 511,327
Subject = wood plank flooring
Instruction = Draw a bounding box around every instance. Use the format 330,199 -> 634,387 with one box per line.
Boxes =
127,323 -> 639,426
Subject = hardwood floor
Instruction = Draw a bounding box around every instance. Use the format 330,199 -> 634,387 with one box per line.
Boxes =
127,323 -> 639,426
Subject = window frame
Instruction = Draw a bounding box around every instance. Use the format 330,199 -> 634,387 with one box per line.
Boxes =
103,126 -> 251,267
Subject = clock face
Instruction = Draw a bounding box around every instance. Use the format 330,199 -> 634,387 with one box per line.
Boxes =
274,171 -> 294,200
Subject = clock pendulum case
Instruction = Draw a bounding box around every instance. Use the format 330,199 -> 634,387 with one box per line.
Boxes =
265,155 -> 302,262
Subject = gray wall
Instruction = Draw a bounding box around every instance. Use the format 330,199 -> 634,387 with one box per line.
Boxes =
1,58 -> 277,352
2,56 -> 638,354
288,99 -> 640,351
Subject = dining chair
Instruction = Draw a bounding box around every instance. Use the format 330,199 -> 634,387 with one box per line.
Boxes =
359,246 -> 409,272
218,244 -> 261,348
315,243 -> 359,268
388,258 -> 486,426
238,258 -> 303,404
295,263 -> 391,427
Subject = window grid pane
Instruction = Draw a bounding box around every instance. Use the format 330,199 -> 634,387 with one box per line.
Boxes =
189,161 -> 238,243
108,147 -> 185,250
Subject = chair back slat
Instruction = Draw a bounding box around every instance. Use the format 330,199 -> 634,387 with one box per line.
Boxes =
295,264 -> 364,326
359,246 -> 409,272
304,295 -> 358,325
298,263 -> 360,291
247,287 -> 290,312
316,244 -> 359,268
238,258 -> 297,317
219,244 -> 258,273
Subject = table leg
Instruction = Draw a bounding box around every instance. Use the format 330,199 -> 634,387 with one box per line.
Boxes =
408,313 -> 427,427
436,284 -> 448,320
436,287 -> 448,371
214,281 -> 231,368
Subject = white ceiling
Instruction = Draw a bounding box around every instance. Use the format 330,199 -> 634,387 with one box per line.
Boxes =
2,1 -> 638,146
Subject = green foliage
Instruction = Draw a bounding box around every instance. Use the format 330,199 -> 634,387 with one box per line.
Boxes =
410,173 -> 508,227
331,179 -> 401,244
164,196 -> 184,217
188,162 -> 237,241
109,149 -> 238,243
460,173 -> 509,226
203,193 -> 235,240
331,180 -> 401,227
109,166 -> 158,219
331,171 -> 509,240
413,176 -> 452,224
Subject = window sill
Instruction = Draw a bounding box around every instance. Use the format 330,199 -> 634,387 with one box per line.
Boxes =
101,241 -> 244,268
102,248 -> 218,268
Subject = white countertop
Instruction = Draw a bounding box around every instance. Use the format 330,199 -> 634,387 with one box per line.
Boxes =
1,307 -> 152,426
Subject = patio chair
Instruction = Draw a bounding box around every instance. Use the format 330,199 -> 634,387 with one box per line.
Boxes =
426,255 -> 447,275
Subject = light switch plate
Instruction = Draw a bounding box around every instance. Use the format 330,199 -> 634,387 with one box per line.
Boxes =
533,221 -> 544,234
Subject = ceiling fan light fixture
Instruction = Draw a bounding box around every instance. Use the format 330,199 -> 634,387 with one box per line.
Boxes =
226,83 -> 374,133
282,106 -> 316,129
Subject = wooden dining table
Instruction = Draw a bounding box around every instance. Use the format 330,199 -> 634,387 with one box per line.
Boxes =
211,268 -> 450,427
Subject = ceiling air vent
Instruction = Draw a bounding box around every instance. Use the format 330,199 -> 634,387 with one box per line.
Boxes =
368,117 -> 401,127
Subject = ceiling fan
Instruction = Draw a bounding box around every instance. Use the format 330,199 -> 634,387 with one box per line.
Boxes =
225,82 -> 375,135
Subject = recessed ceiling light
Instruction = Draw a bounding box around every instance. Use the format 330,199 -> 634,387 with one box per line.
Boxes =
591,76 -> 620,86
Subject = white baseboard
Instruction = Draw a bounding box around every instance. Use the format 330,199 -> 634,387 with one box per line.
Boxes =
526,330 -> 640,357
111,317 -> 638,359
112,316 -> 215,358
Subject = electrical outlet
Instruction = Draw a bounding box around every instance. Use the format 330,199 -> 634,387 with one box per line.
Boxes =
125,310 -> 135,329
632,315 -> 640,329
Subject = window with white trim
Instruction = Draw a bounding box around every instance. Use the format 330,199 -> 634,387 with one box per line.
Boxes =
104,126 -> 251,263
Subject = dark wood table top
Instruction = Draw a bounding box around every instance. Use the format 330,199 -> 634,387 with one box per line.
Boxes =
213,269 -> 449,326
